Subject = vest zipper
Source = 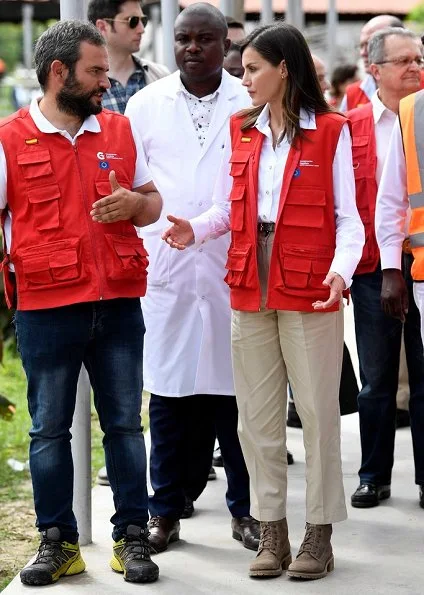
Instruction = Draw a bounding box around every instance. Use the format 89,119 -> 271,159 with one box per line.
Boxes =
73,142 -> 104,300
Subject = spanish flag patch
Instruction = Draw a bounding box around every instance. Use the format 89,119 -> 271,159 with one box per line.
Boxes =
241,137 -> 251,143
25,138 -> 38,145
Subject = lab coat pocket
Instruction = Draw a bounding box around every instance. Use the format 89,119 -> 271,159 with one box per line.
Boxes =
142,231 -> 170,287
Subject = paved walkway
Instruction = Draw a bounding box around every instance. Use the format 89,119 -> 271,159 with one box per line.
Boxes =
4,309 -> 424,594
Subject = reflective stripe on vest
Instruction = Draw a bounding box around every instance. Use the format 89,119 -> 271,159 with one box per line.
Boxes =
399,91 -> 424,249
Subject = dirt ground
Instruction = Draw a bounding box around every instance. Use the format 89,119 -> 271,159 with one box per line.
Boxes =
0,484 -> 37,591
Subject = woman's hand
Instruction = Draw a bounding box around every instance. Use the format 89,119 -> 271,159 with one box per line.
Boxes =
312,271 -> 345,310
162,215 -> 195,250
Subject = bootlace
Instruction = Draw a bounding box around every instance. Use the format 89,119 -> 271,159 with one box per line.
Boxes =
121,534 -> 151,562
259,522 -> 278,554
33,539 -> 68,570
299,524 -> 321,556
148,516 -> 161,528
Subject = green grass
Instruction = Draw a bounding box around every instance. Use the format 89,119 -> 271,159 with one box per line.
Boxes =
0,342 -> 150,591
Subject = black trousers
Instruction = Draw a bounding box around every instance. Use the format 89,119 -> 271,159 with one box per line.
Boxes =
148,393 -> 250,519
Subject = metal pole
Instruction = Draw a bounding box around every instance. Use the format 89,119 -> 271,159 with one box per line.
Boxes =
22,3 -> 34,70
220,0 -> 235,18
70,368 -> 92,546
326,0 -> 338,75
261,0 -> 273,25
286,0 -> 304,30
161,0 -> 178,72
59,0 -> 92,547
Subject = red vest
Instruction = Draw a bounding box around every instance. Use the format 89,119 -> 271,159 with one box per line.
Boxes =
347,103 -> 380,275
0,107 -> 148,310
225,111 -> 346,313
345,81 -> 370,111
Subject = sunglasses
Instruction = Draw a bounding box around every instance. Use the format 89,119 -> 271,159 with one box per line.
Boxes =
105,15 -> 148,28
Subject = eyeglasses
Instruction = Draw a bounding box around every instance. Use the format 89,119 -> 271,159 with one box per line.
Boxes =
375,57 -> 424,68
104,15 -> 147,29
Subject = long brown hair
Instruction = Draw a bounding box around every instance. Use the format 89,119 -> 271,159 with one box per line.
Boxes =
239,22 -> 331,143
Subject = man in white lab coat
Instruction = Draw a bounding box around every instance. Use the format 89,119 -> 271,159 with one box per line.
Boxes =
125,3 -> 257,553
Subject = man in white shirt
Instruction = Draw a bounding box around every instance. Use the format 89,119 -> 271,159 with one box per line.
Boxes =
348,28 -> 424,509
125,3 -> 258,553
340,14 -> 404,112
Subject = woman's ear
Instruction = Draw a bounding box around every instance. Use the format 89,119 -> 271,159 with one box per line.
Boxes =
279,59 -> 288,79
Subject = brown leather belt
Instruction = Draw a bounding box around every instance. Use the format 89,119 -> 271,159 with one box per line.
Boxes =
402,238 -> 412,254
257,222 -> 275,234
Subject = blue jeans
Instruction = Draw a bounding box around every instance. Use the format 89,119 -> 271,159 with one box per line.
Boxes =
15,298 -> 148,542
351,257 -> 424,486
149,394 -> 250,519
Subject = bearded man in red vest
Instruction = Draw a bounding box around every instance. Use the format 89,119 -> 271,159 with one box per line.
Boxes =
348,27 -> 424,510
0,20 -> 162,586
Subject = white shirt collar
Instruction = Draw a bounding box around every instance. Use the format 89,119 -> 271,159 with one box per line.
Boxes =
255,104 -> 317,137
371,90 -> 396,124
29,97 -> 101,139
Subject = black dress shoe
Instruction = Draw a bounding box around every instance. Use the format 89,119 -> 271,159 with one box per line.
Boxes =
287,450 -> 294,465
351,483 -> 391,508
231,516 -> 260,551
287,401 -> 302,428
212,447 -> 223,467
419,486 -> 424,509
147,517 -> 180,553
181,496 -> 195,519
97,466 -> 110,486
395,408 -> 410,429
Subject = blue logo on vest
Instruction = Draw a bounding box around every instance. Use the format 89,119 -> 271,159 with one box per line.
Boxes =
99,161 -> 109,170
293,168 -> 300,178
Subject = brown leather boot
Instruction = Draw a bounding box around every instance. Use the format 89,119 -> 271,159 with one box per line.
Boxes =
287,523 -> 334,580
249,519 -> 292,578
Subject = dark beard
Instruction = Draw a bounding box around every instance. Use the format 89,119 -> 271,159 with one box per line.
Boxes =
57,69 -> 105,120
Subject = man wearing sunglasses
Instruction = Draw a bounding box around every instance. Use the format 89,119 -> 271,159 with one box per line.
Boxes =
88,0 -> 169,114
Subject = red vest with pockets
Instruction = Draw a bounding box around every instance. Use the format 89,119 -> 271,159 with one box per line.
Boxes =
347,102 -> 380,275
225,111 -> 346,313
0,107 -> 148,310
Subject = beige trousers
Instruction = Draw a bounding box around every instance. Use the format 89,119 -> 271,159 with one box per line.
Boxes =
231,232 -> 347,524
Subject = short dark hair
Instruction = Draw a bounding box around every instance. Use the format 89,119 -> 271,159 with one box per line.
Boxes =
330,64 -> 358,95
34,20 -> 105,90
239,22 -> 330,140
176,3 -> 228,39
87,0 -> 141,24
225,16 -> 244,30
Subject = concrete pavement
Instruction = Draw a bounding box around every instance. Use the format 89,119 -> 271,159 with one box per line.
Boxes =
4,307 -> 424,594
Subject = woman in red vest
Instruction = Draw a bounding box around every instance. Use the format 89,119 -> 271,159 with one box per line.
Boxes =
163,23 -> 364,581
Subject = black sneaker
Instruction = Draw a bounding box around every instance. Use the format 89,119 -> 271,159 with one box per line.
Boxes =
110,525 -> 159,583
20,527 -> 85,586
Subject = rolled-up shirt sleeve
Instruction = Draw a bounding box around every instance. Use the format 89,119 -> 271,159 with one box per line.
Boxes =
190,134 -> 232,244
375,117 -> 408,271
330,122 -> 365,288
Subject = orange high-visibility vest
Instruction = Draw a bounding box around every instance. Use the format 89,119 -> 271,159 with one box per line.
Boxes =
399,89 -> 424,280
225,111 -> 346,313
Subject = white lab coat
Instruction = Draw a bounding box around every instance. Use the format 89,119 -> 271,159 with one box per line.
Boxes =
125,70 -> 251,397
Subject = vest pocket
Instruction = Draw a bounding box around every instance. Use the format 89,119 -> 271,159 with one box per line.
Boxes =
352,135 -> 369,180
105,234 -> 148,281
229,185 -> 245,231
282,256 -> 310,289
27,184 -> 61,231
224,244 -> 252,288
18,149 -> 53,179
282,189 -> 326,229
19,240 -> 81,289
279,245 -> 332,292
229,150 -> 250,178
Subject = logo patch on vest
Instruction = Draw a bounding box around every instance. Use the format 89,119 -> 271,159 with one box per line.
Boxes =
25,138 -> 38,145
99,161 -> 110,170
293,168 -> 301,178
241,137 -> 251,143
